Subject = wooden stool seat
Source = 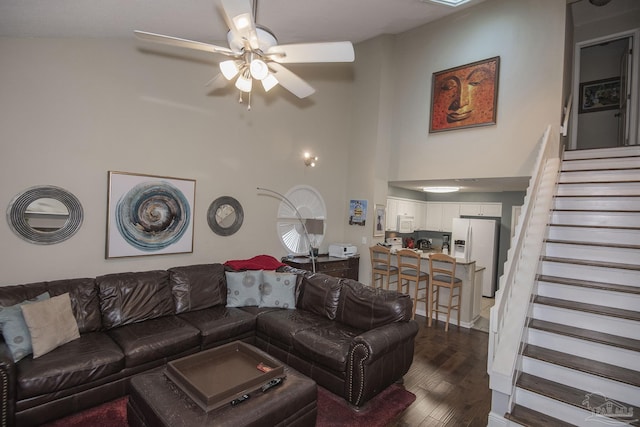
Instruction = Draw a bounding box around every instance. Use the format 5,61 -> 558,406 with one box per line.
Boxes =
396,249 -> 429,319
370,245 -> 398,290
428,253 -> 462,331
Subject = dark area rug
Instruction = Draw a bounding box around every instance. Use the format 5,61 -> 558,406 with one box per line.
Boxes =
43,384 -> 415,427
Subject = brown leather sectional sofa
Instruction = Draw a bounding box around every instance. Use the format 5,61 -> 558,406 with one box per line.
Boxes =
0,263 -> 418,426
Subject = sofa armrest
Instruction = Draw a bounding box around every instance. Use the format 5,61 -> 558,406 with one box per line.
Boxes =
346,320 -> 418,406
0,341 -> 16,427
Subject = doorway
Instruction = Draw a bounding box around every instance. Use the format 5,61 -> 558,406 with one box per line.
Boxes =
570,29 -> 639,150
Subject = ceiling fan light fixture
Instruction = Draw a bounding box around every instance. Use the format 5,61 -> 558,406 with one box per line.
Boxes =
249,59 -> 269,80
261,73 -> 278,92
235,72 -> 253,92
233,13 -> 252,31
220,60 -> 240,80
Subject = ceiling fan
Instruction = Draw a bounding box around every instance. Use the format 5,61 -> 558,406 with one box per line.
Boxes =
134,0 -> 355,109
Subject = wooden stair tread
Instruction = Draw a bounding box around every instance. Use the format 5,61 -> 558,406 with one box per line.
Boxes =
528,319 -> 640,353
534,295 -> 640,322
506,405 -> 575,427
524,344 -> 640,387
547,223 -> 640,231
544,239 -> 640,251
517,373 -> 640,426
537,274 -> 640,295
557,180 -> 640,185
541,256 -> 640,272
553,208 -> 640,213
562,154 -> 640,162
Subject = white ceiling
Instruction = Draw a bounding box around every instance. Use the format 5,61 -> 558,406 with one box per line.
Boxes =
0,0 -> 486,44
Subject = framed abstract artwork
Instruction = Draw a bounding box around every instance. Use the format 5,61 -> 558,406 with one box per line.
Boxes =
429,56 -> 500,133
578,77 -> 621,113
106,171 -> 195,258
348,199 -> 367,226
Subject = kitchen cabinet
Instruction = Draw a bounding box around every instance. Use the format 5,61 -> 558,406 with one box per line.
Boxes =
396,199 -> 416,217
282,255 -> 359,280
425,202 -> 460,232
459,203 -> 502,217
386,198 -> 398,231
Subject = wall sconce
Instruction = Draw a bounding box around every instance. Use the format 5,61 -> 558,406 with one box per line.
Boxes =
303,152 -> 318,167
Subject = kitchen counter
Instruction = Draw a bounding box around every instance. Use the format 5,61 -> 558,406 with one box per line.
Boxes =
390,250 -> 481,328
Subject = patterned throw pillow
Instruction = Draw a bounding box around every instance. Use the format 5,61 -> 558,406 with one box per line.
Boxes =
260,271 -> 296,309
225,270 -> 262,307
0,292 -> 50,362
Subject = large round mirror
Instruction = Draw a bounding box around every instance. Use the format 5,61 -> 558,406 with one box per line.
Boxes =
207,196 -> 244,236
7,186 -> 83,244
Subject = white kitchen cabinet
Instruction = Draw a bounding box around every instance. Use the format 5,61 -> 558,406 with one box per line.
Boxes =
414,202 -> 428,230
386,198 -> 399,231
396,199 -> 416,217
441,203 -> 460,232
459,203 -> 502,217
426,202 -> 460,232
425,203 -> 443,231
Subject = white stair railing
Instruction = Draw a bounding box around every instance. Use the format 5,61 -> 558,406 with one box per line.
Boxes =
487,125 -> 560,421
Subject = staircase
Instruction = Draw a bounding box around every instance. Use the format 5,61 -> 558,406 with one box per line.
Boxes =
505,146 -> 640,426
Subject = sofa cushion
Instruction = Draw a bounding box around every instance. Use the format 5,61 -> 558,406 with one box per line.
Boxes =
169,264 -> 226,314
0,292 -> 50,362
16,332 -> 124,400
256,309 -> 334,348
106,315 -> 200,368
259,271 -> 296,309
47,278 -> 102,333
178,306 -> 256,348
292,323 -> 361,372
335,279 -> 413,331
21,293 -> 80,358
297,274 -> 342,320
225,270 -> 262,307
97,270 -> 174,329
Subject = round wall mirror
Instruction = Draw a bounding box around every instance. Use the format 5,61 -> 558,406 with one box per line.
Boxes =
7,185 -> 83,244
207,196 -> 244,236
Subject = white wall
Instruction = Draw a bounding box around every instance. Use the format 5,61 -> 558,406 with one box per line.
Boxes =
387,0 -> 565,184
0,38 -> 353,284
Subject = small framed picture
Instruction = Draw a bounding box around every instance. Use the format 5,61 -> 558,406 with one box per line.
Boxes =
106,171 -> 195,258
348,199 -> 367,226
578,77 -> 621,114
373,204 -> 386,237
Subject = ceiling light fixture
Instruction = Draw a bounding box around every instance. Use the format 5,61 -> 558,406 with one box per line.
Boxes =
425,0 -> 472,6
423,186 -> 460,193
304,152 -> 318,167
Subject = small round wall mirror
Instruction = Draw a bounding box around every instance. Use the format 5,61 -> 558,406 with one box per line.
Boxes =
207,196 -> 244,236
7,185 -> 84,244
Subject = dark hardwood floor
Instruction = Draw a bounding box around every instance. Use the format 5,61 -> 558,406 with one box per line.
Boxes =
391,316 -> 491,427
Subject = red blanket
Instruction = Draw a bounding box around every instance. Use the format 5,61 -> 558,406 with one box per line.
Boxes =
224,255 -> 287,271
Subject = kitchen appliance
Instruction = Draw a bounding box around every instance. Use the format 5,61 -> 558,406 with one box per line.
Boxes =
452,218 -> 500,297
442,235 -> 450,254
416,239 -> 432,251
397,215 -> 414,233
328,243 -> 358,258
386,237 -> 403,253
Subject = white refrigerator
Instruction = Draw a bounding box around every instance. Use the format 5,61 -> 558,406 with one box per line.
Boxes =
452,218 -> 500,297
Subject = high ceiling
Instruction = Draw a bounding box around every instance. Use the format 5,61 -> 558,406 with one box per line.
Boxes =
0,0 -> 485,44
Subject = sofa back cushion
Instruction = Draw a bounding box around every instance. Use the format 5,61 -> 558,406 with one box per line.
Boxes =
335,279 -> 413,330
297,274 -> 342,320
169,264 -> 226,313
0,279 -> 102,334
96,270 -> 174,329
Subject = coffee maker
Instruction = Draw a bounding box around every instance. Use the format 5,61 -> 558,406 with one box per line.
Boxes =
441,235 -> 450,254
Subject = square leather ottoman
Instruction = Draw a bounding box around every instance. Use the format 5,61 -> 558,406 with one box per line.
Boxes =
127,347 -> 317,427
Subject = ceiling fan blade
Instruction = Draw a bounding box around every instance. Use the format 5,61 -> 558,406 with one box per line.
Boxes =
268,63 -> 315,99
220,0 -> 260,51
267,42 -> 355,64
134,31 -> 236,56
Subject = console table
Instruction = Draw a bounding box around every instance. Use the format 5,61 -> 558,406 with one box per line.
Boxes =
282,255 -> 359,281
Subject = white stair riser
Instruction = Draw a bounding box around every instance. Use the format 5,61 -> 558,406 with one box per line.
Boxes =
521,357 -> 640,407
532,304 -> 640,340
540,261 -> 640,288
554,196 -> 640,211
550,210 -> 640,227
559,169 -> 640,183
561,157 -> 640,171
526,328 -> 639,371
547,225 -> 640,245
556,182 -> 640,196
563,147 -> 640,160
544,242 -> 639,265
514,388 -> 608,426
537,281 -> 640,311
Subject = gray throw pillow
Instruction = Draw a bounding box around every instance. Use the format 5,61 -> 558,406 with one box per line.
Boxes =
260,271 -> 296,309
225,270 -> 262,307
0,292 -> 50,362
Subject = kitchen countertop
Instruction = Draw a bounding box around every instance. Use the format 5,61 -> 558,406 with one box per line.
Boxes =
390,248 -> 475,265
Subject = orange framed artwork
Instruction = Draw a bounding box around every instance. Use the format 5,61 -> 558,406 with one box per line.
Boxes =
429,56 -> 500,133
